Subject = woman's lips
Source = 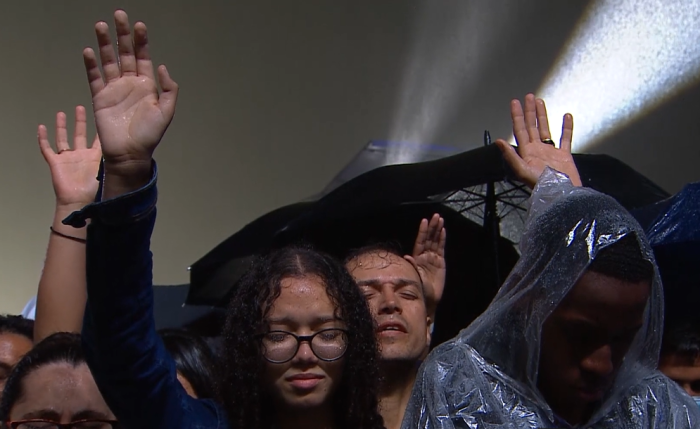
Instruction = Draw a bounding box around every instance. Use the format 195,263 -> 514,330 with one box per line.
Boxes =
287,373 -> 324,390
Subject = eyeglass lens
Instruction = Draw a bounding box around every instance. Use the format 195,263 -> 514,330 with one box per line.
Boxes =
261,329 -> 348,362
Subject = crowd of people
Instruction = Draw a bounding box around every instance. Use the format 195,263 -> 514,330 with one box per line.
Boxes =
0,9 -> 698,429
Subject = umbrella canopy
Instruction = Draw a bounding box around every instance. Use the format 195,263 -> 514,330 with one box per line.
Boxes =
152,284 -> 219,331
189,143 -> 669,343
632,181 -> 700,322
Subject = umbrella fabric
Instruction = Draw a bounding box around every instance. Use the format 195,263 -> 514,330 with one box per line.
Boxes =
634,182 -> 700,324
189,145 -> 668,306
187,145 -> 670,344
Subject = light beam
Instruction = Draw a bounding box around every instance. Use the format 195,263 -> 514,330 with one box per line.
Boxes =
535,0 -> 700,151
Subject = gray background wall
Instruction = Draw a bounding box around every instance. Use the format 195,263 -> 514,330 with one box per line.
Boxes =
1,0 -> 698,313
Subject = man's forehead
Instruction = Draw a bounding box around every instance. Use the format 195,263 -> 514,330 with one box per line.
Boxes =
561,271 -> 651,311
346,251 -> 420,280
660,352 -> 700,371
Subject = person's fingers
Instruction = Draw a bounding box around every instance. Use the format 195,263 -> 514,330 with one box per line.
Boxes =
495,139 -> 534,187
510,99 -> 528,147
438,227 -> 446,257
37,125 -> 54,161
95,21 -> 120,81
91,134 -> 102,151
536,98 -> 552,142
55,112 -> 70,152
74,106 -> 88,149
560,113 -> 574,152
83,48 -> 105,95
403,255 -> 421,273
114,10 -> 137,76
133,21 -> 154,79
157,65 -> 179,120
427,214 -> 441,251
524,93 -> 541,143
427,213 -> 439,233
413,218 -> 429,254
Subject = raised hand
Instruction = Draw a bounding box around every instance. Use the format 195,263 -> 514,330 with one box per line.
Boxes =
405,213 -> 446,317
494,93 -> 582,188
83,10 -> 178,179
38,106 -> 102,209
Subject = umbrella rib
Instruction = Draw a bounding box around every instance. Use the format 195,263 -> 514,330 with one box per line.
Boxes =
461,189 -> 487,198
459,202 -> 487,213
446,197 -> 487,206
499,200 -> 528,211
497,181 -> 529,193
496,187 -> 529,199
443,193 -> 487,203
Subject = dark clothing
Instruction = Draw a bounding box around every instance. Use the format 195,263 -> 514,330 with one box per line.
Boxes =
66,162 -> 227,429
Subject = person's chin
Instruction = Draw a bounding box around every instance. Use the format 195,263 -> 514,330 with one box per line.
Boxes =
283,391 -> 329,409
379,345 -> 422,362
378,333 -> 413,347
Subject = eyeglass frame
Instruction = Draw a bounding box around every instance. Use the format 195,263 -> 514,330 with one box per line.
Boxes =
256,328 -> 350,364
5,419 -> 121,429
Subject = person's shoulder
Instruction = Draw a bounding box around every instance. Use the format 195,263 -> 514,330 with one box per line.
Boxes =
184,397 -> 229,429
418,339 -> 502,397
420,338 -> 482,374
623,371 -> 700,426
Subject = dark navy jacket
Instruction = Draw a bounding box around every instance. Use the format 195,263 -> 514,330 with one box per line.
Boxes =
66,162 -> 228,429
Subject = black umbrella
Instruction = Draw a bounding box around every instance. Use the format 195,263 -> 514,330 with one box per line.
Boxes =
152,284 -> 219,331
188,142 -> 669,344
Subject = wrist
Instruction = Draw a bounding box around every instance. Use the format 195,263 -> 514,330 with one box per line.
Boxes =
51,216 -> 87,239
55,202 -> 91,215
103,158 -> 152,199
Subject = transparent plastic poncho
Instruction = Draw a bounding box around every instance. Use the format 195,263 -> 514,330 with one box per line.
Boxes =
403,169 -> 700,428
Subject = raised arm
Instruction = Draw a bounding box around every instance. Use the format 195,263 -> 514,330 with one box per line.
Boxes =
34,107 -> 101,342
64,10 -> 224,428
494,93 -> 582,189
405,213 -> 446,321
84,12 -> 177,197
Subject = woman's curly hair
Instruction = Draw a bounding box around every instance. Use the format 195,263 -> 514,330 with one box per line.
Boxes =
222,245 -> 384,429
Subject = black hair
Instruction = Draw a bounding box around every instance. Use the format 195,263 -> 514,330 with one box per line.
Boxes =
343,241 -> 406,266
661,319 -> 700,363
0,315 -> 34,342
158,328 -> 222,402
589,234 -> 654,284
0,333 -> 83,419
222,245 -> 384,429
344,241 -> 426,301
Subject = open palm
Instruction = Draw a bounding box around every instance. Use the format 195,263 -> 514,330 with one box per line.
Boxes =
405,213 -> 446,314
84,10 -> 178,164
38,106 -> 102,207
495,94 -> 581,188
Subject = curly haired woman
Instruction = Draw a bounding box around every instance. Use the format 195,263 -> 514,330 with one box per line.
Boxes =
222,247 -> 384,429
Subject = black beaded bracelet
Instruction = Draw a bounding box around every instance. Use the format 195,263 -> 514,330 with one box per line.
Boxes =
50,226 -> 87,244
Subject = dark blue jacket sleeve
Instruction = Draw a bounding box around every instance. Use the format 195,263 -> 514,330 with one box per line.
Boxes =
65,162 -> 227,429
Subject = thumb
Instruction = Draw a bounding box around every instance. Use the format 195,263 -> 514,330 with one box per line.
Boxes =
495,139 -> 534,187
92,134 -> 102,151
404,255 -> 419,269
37,125 -> 54,163
157,65 -> 179,121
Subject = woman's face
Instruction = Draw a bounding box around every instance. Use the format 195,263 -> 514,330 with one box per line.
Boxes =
263,275 -> 346,411
9,362 -> 116,424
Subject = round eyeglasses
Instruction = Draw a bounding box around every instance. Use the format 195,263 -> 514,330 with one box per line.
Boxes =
258,328 -> 349,364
